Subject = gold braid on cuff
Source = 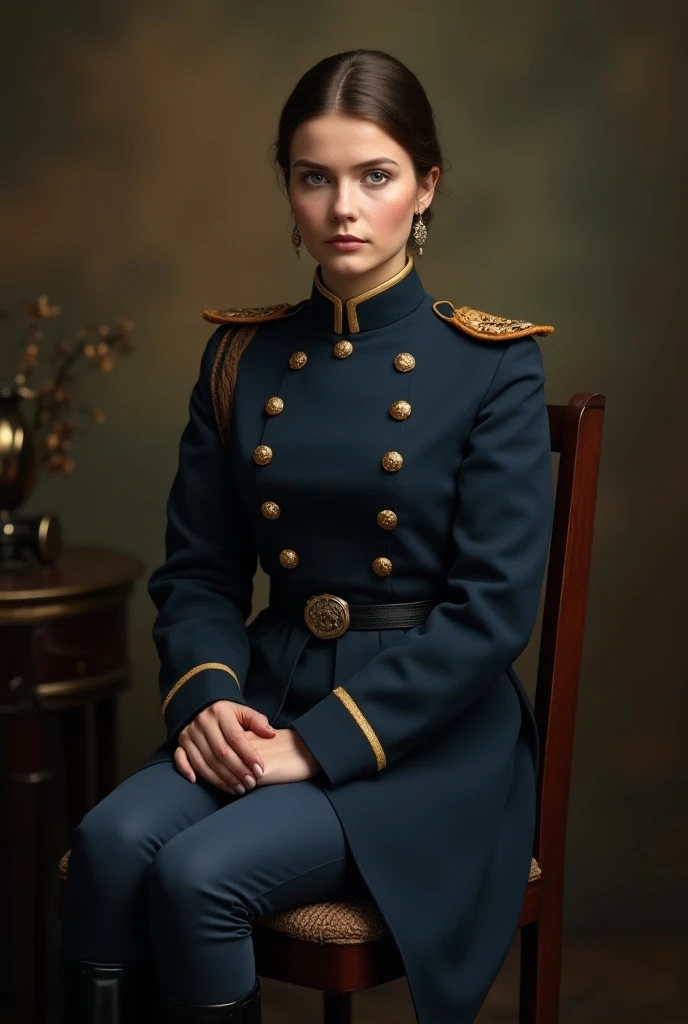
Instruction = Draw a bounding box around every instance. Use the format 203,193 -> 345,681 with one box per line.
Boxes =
332,686 -> 387,770
161,662 -> 241,718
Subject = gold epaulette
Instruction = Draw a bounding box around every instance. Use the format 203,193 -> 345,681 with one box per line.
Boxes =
202,299 -> 307,325
432,301 -> 554,341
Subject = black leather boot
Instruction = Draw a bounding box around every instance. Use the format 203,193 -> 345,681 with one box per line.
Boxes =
57,954 -> 160,1022
164,978 -> 261,1022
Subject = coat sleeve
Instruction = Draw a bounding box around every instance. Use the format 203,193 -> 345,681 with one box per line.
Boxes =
147,327 -> 257,742
289,336 -> 554,787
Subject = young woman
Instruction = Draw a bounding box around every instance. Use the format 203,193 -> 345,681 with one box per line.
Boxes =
61,48 -> 554,1024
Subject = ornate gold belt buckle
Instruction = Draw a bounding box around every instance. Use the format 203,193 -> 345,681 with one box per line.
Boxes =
304,593 -> 350,640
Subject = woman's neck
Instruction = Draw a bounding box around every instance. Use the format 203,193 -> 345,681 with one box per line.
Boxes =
319,249 -> 409,304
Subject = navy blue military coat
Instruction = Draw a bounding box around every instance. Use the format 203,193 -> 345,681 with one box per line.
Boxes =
140,255 -> 555,1023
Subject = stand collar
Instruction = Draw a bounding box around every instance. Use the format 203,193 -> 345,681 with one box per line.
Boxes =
307,254 -> 426,334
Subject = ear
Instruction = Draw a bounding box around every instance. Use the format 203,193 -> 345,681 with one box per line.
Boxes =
417,165 -> 441,211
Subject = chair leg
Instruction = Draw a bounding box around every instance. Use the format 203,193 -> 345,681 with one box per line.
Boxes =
323,991 -> 352,1024
519,915 -> 563,1024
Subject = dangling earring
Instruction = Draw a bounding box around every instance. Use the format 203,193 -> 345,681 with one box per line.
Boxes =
412,210 -> 428,256
291,218 -> 302,259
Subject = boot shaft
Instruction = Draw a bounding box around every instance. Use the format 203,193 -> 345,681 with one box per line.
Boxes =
58,957 -> 261,1023
58,957 -> 158,1023
163,979 -> 261,1022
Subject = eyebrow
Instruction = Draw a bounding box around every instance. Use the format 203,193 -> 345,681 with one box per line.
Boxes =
292,157 -> 400,171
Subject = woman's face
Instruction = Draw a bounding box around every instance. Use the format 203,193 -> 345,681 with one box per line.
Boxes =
288,114 -> 439,280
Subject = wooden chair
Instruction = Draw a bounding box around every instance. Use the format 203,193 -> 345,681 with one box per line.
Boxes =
58,391 -> 606,1024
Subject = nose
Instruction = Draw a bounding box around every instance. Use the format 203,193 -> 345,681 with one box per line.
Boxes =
329,181 -> 358,222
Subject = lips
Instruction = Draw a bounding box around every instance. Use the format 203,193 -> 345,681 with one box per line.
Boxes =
327,236 -> 365,243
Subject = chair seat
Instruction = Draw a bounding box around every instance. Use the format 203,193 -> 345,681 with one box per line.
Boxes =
58,849 -> 541,945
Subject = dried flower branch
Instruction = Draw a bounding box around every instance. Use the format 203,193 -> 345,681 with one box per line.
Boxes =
4,295 -> 135,478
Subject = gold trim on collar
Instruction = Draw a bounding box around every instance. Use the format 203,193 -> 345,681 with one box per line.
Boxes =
314,255 -> 415,334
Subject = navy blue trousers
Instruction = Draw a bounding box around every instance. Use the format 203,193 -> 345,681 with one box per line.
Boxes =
61,758 -> 370,1004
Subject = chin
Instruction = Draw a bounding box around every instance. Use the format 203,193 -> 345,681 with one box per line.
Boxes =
318,246 -> 377,270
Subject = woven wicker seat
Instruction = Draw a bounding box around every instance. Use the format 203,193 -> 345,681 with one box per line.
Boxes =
58,849 -> 541,945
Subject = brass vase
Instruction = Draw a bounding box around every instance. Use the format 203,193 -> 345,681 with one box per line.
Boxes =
0,386 -> 38,513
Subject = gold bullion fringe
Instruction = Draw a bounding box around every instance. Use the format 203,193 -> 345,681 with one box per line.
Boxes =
210,324 -> 259,448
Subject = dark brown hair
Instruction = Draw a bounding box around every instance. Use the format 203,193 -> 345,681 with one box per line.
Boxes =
271,49 -> 452,254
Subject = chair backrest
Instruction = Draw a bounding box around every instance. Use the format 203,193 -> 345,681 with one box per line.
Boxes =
534,393 -> 606,872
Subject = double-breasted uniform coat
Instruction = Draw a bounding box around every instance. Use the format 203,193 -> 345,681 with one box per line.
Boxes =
138,254 -> 554,1023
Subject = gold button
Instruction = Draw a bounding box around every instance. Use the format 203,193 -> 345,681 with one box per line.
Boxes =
289,351 -> 308,369
394,352 -> 415,372
372,556 -> 393,577
381,451 -> 403,472
261,501 -> 280,519
279,548 -> 299,569
265,396 -> 284,416
389,400 -> 411,420
253,445 -> 272,465
333,340 -> 353,358
377,509 -> 397,530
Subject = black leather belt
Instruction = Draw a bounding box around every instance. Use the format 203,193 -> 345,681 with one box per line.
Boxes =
269,591 -> 438,640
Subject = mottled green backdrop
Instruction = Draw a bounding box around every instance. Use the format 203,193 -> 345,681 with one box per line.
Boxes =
2,1 -> 685,931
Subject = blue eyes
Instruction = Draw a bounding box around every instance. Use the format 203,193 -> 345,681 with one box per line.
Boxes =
300,170 -> 390,187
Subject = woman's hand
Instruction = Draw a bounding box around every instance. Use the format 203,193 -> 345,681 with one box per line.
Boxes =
174,699 -> 276,793
248,727 -> 321,788
176,724 -> 320,795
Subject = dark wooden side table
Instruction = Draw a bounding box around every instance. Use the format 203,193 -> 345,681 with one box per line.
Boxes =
0,544 -> 144,1024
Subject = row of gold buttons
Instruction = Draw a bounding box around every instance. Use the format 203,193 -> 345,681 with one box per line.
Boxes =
252,344 -> 416,577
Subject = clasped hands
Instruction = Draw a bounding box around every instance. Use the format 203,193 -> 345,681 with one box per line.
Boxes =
174,699 -> 320,796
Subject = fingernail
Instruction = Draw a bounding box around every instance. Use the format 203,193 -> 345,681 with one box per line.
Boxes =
243,774 -> 256,789
253,763 -> 263,778
236,783 -> 246,795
